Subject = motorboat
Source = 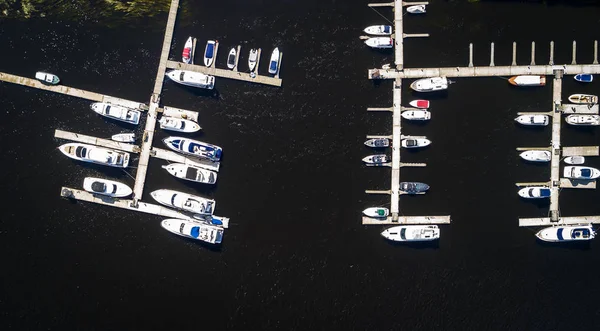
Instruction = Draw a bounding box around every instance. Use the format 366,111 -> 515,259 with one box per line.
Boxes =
514,114 -> 549,126
111,133 -> 135,143
574,74 -> 593,83
204,40 -> 216,67
162,136 -> 222,162
565,114 -> 600,126
35,72 -> 60,85
91,102 -> 140,125
564,156 -> 585,165
364,37 -> 394,49
158,116 -> 201,133
409,100 -> 429,109
363,25 -> 392,36
151,189 -> 215,215
518,186 -> 551,199
401,138 -> 431,148
364,138 -> 390,148
268,47 -> 280,75
227,47 -> 237,69
519,150 -> 551,162
400,182 -> 429,194
165,70 -> 215,89
162,163 -> 217,185
248,49 -> 258,72
508,75 -> 546,86
535,224 -> 596,242
401,110 -> 431,121
363,207 -> 389,218
83,177 -> 132,197
381,225 -> 440,242
563,166 -> 600,180
182,36 -> 193,64
58,143 -> 130,168
161,219 -> 223,244
410,77 -> 448,92
194,214 -> 229,228
406,5 -> 426,14
568,94 -> 598,104
362,154 -> 389,164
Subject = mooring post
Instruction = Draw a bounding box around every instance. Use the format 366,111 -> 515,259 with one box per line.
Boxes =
469,43 -> 473,67
512,42 -> 517,66
530,41 -> 536,66
594,40 -> 598,65
490,42 -> 495,66
572,40 -> 577,65
549,41 -> 554,65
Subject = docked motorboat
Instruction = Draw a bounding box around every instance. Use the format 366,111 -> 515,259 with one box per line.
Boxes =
151,189 -> 215,215
406,4 -> 426,14
519,150 -> 551,162
363,207 -> 389,218
568,94 -> 598,104
162,163 -> 217,185
410,77 -> 448,92
514,114 -> 549,126
194,214 -> 229,228
111,133 -> 135,143
268,47 -> 280,75
58,143 -> 130,168
564,156 -> 585,165
574,73 -> 593,83
161,219 -> 223,244
83,177 -> 132,198
35,72 -> 60,85
381,225 -> 440,242
401,138 -> 431,148
401,110 -> 431,121
565,114 -> 600,126
182,36 -> 193,64
364,37 -> 394,49
248,48 -> 258,72
204,40 -> 216,67
364,138 -> 390,148
91,102 -> 140,125
508,75 -> 546,86
158,116 -> 201,133
535,224 -> 596,242
163,136 -> 222,162
400,182 -> 429,194
227,47 -> 237,69
518,186 -> 551,199
362,154 -> 389,164
409,99 -> 429,109
363,25 -> 392,36
165,70 -> 215,89
563,166 -> 600,180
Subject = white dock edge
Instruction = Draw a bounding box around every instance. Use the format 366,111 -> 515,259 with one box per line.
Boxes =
54,129 -> 140,153
560,178 -> 597,189
362,215 -> 451,225
519,216 -> 600,227
562,146 -> 599,157
561,104 -> 599,114
161,106 -> 199,122
102,96 -> 148,111
151,147 -> 220,172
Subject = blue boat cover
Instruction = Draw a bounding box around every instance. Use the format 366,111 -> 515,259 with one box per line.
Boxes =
190,226 -> 200,238
581,169 -> 592,178
540,189 -> 551,197
206,44 -> 214,58
270,60 -> 277,71
557,228 -> 564,241
383,26 -> 391,33
576,74 -> 593,82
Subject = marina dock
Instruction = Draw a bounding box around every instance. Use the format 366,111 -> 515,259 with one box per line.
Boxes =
362,215 -> 451,225
549,71 -> 562,222
166,60 -> 283,87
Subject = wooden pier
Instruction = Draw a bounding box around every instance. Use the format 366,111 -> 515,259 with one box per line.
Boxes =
54,129 -> 140,153
362,215 -> 451,225
519,216 -> 600,227
166,60 -> 282,87
549,71 -> 562,222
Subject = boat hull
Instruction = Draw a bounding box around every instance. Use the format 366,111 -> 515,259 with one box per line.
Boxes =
401,110 -> 431,121
568,94 -> 598,104
536,225 -> 596,242
519,150 -> 551,162
508,75 -> 546,86
83,177 -> 132,197
409,100 -> 429,109
362,154 -> 389,164
514,114 -> 549,126
151,189 -> 215,215
166,70 -> 215,90
161,219 -> 223,244
364,37 -> 394,49
410,77 -> 448,92
564,156 -> 585,165
400,182 -> 429,194
227,48 -> 237,69
35,72 -> 60,85
162,163 -> 217,184
363,25 -> 392,36
204,40 -> 216,67
406,5 -> 426,14
401,138 -> 431,148
268,47 -> 280,75
364,138 -> 390,148
518,187 -> 551,198
159,116 -> 201,133
381,225 -> 440,242
563,166 -> 600,179
111,133 -> 135,143
248,49 -> 258,72
58,143 -> 130,168
574,74 -> 593,83
565,115 -> 600,126
363,207 -> 389,218
162,136 -> 222,162
91,102 -> 140,125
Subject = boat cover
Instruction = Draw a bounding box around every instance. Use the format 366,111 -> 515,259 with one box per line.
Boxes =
183,48 -> 191,58
540,189 -> 551,197
383,26 -> 391,33
581,169 -> 592,178
205,44 -> 214,58
186,167 -> 198,180
557,228 -> 564,241
91,182 -> 107,192
190,226 -> 200,238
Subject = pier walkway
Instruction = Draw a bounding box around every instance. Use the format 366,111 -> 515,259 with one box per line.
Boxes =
166,60 -> 283,87
362,215 -> 450,225
549,70 -> 562,222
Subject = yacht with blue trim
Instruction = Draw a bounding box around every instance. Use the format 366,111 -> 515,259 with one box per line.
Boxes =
535,224 -> 596,242
58,143 -> 130,168
161,219 -> 223,244
151,189 -> 215,215
162,136 -> 222,162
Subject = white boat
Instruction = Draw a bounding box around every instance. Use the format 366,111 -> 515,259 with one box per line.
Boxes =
227,47 -> 237,69
35,71 -> 60,85
536,224 -> 596,242
409,99 -> 429,109
565,114 -> 600,126
406,4 -> 426,14
162,163 -> 217,185
364,138 -> 389,148
364,37 -> 394,49
91,102 -> 140,125
111,133 -> 135,143
363,207 -> 389,218
381,225 -> 440,242
161,219 -> 223,244
410,77 -> 448,92
248,49 -> 258,72
151,189 -> 215,215
362,154 -> 389,164
563,166 -> 600,180
158,116 -> 201,133
182,36 -> 193,64
564,156 -> 585,165
514,114 -> 549,126
508,75 -> 546,86
519,150 -> 551,162
363,25 -> 392,36
165,70 -> 215,90
268,47 -> 280,75
401,138 -> 431,148
518,186 -> 551,199
83,177 -> 132,197
401,110 -> 431,121
204,40 -> 216,67
162,136 -> 222,162
58,143 -> 130,168
568,94 -> 598,104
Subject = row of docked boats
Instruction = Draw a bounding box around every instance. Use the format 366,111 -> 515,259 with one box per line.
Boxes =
362,208 -> 439,242
362,5 -> 425,49
519,150 -> 588,165
90,102 -> 202,131
362,138 -> 431,165
508,74 -> 594,87
514,113 -> 600,126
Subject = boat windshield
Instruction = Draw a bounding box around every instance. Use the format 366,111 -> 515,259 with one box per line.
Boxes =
91,182 -> 106,192
557,228 -> 564,240
572,229 -> 591,239
206,43 -> 214,58
269,60 -> 277,71
400,228 -> 407,240
104,105 -> 111,114
383,26 -> 391,33
190,226 -> 200,238
75,146 -> 87,158
185,167 -> 198,180
179,72 -> 185,81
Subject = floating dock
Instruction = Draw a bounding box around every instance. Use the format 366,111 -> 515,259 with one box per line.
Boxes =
151,147 -> 220,172
166,60 -> 282,87
54,129 -> 140,153
362,215 -> 451,225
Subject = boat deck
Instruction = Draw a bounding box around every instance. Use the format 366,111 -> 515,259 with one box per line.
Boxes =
54,129 -> 140,153
362,215 -> 451,225
166,60 -> 282,87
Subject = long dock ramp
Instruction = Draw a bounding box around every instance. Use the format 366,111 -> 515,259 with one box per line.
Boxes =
166,61 -> 283,87
519,216 -> 600,227
549,71 -> 562,222
362,215 -> 451,225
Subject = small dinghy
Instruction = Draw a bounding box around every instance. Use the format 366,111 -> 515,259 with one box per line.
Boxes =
58,143 -> 130,168
563,166 -> 600,180
227,47 -> 237,69
401,138 -> 431,148
151,189 -> 215,215
165,70 -> 215,90
410,77 -> 448,92
162,163 -> 217,185
364,37 -> 394,49
508,75 -> 546,86
574,74 -> 593,83
514,114 -> 549,126
268,47 -> 280,75
159,116 -> 201,133
182,36 -> 193,64
362,154 -> 389,164
400,182 -> 430,194
35,72 -> 60,85
409,100 -> 429,109
565,114 -> 600,126
163,136 -> 222,162
564,156 -> 585,165
568,94 -> 598,104
83,177 -> 132,197
364,138 -> 390,148
519,150 -> 551,162
91,102 -> 141,125
161,219 -> 223,244
518,186 -> 551,199
248,49 -> 258,72
363,25 -> 392,36
363,207 -> 389,218
536,224 -> 596,242
204,40 -> 216,67
381,225 -> 440,242
406,4 -> 426,14
401,110 -> 431,121
111,133 -> 135,143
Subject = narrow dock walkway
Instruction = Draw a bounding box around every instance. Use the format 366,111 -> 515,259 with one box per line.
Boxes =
562,146 -> 599,157
166,60 -> 282,87
54,129 -> 140,153
151,147 -> 220,172
549,70 -> 562,222
519,215 -> 600,227
561,104 -> 599,114
390,79 -> 402,219
362,215 -> 451,225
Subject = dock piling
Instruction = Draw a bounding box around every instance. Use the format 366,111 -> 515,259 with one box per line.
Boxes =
572,40 -> 577,65
594,40 -> 598,65
490,42 -> 495,67
549,41 -> 554,65
530,41 -> 536,66
468,43 -> 473,67
512,42 -> 517,66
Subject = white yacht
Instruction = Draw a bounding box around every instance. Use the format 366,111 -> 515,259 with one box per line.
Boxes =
58,143 -> 130,168
363,207 -> 389,218
381,225 -> 440,242
248,49 -> 258,72
364,138 -> 390,148
161,219 -> 223,244
514,114 -> 549,126
406,4 -> 426,14
564,156 -> 585,165
204,40 -> 216,67
565,114 -> 600,126
568,94 -> 598,104
268,47 -> 280,75
401,138 -> 431,148
165,70 -> 215,90
518,186 -> 551,199
35,72 -> 60,85
83,177 -> 132,197
362,154 -> 389,164
151,189 -> 215,215
410,77 -> 448,92
227,47 -> 237,69
91,102 -> 140,125
519,150 -> 551,162
508,75 -> 546,86
162,136 -> 222,162
535,224 -> 596,242
563,166 -> 600,180
111,133 -> 135,143
401,110 -> 431,121
364,37 -> 394,49
363,25 -> 392,36
158,116 -> 201,133
162,163 -> 217,184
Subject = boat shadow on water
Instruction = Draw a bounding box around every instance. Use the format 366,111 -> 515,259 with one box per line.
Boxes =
168,235 -> 223,252
383,239 -> 440,250
176,85 -> 220,99
536,239 -> 593,250
410,90 -> 448,100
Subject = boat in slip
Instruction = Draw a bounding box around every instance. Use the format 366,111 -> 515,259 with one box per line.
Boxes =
268,47 -> 280,75
406,4 -> 426,14
381,225 -> 440,242
151,189 -> 215,215
161,219 -> 223,244
564,166 -> 600,180
400,182 -> 429,194
401,138 -> 431,148
362,154 -> 389,164
227,47 -> 237,69
91,102 -> 140,125
165,70 -> 215,90
204,40 -> 216,67
162,163 -> 217,185
514,114 -> 549,126
363,207 -> 389,218
58,143 -> 130,168
248,49 -> 258,72
163,136 -> 222,162
564,156 -> 585,165
574,73 -> 593,83
158,116 -> 201,133
410,77 -> 448,92
536,224 -> 596,243
508,75 -> 546,86
518,186 -> 551,199
409,99 -> 429,109
363,25 -> 392,36
83,177 -> 132,198
111,133 -> 135,143
568,94 -> 598,104
182,36 -> 193,64
364,138 -> 390,148
35,72 -> 60,85
364,37 -> 394,49
565,114 -> 600,126
519,150 -> 551,162
401,110 -> 431,121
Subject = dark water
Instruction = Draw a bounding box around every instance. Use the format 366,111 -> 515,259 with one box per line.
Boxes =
2,0 -> 600,329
